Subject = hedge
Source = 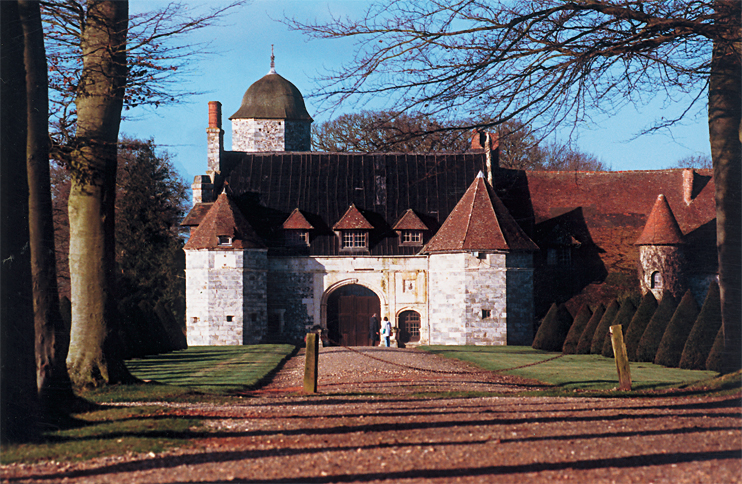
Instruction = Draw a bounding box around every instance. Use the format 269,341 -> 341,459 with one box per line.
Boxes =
636,291 -> 678,363
590,299 -> 619,355
576,303 -> 605,355
533,303 -> 573,352
562,304 -> 592,354
601,298 -> 637,358
624,291 -> 658,362
705,325 -> 725,373
679,282 -> 721,370
654,290 -> 700,368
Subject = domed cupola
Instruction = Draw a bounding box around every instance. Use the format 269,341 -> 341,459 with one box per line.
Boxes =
230,48 -> 313,152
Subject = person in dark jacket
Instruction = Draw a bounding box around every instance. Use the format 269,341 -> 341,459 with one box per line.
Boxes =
369,313 -> 379,346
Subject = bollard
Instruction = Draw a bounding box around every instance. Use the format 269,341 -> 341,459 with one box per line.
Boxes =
610,324 -> 632,391
304,333 -> 319,393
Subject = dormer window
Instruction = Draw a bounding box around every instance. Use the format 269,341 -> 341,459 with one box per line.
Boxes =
342,230 -> 368,249
392,209 -> 429,248
333,204 -> 374,254
401,230 -> 423,246
286,230 -> 310,247
218,236 -> 233,246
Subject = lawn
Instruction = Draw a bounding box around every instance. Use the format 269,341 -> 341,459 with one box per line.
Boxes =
1,345 -> 297,464
421,345 -> 721,392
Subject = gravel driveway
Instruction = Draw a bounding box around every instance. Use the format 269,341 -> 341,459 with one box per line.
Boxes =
3,347 -> 741,483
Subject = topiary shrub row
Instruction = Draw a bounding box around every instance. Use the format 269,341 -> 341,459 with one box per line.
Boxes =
533,303 -> 573,352
535,283 -> 722,372
562,304 -> 592,354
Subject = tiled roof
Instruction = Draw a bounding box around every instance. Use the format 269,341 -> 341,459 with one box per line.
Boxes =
282,208 -> 314,230
183,192 -> 264,250
181,202 -> 213,226
392,209 -> 429,231
635,194 -> 685,245
422,171 -> 538,253
221,152 -> 488,256
333,204 -> 374,230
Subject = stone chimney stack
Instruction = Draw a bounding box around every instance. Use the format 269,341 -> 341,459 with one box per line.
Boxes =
470,130 -> 499,185
191,175 -> 214,205
207,101 -> 224,180
682,168 -> 695,205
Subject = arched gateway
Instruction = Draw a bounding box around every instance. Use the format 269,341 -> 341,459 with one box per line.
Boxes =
326,284 -> 380,346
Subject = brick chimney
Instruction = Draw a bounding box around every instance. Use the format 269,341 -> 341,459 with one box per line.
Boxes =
207,101 -> 224,180
682,168 -> 695,205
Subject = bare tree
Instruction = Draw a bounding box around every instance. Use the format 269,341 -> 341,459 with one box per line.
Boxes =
673,154 -> 713,169
291,0 -> 740,372
43,0 -> 244,387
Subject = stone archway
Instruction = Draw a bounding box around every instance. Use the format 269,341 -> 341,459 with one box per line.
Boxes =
326,284 -> 380,346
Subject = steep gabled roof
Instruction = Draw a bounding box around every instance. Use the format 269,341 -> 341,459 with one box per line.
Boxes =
635,194 -> 685,245
282,208 -> 314,230
333,204 -> 374,230
422,171 -> 538,253
184,192 -> 265,250
181,202 -> 213,227
392,209 -> 429,231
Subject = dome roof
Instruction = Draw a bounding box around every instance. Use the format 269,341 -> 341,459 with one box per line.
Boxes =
229,72 -> 313,122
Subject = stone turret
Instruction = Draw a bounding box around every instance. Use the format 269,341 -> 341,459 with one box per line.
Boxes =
635,194 -> 686,300
229,49 -> 312,152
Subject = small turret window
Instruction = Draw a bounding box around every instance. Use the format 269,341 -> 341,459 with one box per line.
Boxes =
651,271 -> 663,289
218,236 -> 233,246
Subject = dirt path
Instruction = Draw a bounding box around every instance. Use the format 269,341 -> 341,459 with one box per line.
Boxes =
3,347 -> 741,483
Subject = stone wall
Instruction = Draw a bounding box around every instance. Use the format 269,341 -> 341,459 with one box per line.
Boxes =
185,249 -> 267,345
285,120 -> 311,151
506,253 -> 535,345
268,256 -> 429,342
638,245 -> 686,300
428,253 -> 468,345
232,119 -> 285,152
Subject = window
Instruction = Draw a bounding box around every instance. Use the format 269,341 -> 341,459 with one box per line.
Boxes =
482,309 -> 491,319
218,236 -> 233,246
342,230 -> 367,249
398,310 -> 421,344
226,315 -> 233,322
651,271 -> 663,289
286,230 -> 309,247
401,230 -> 423,246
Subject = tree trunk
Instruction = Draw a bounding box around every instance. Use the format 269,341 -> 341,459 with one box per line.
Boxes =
67,0 -> 133,387
19,0 -> 76,416
0,0 -> 39,443
708,1 -> 742,374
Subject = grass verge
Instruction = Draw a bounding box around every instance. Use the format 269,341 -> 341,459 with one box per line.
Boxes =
420,345 -> 740,396
1,345 -> 296,465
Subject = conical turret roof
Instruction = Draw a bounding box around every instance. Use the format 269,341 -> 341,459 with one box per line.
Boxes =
422,172 -> 538,253
635,194 -> 685,245
184,191 -> 265,250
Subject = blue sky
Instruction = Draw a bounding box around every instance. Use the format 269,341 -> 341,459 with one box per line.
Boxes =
121,0 -> 713,183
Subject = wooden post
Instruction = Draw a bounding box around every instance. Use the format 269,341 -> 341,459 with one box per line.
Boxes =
304,333 -> 319,393
610,325 -> 632,391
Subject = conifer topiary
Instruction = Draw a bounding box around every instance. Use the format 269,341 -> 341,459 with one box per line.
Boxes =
562,304 -> 592,354
624,291 -> 658,361
602,298 -> 637,357
576,303 -> 605,354
679,282 -> 721,370
654,290 -> 700,368
533,303 -> 573,352
636,291 -> 678,363
590,299 -> 619,355
705,325 -> 724,373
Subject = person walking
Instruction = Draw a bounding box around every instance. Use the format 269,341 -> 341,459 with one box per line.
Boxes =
381,316 -> 392,347
369,313 -> 379,346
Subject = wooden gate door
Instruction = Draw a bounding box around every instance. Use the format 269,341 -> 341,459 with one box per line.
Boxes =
337,295 -> 380,346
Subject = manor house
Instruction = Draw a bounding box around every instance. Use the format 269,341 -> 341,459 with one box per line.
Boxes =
182,59 -> 718,347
